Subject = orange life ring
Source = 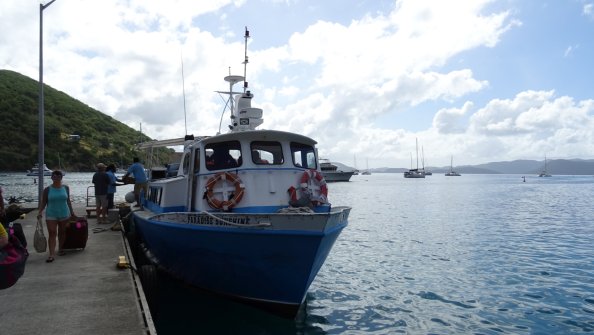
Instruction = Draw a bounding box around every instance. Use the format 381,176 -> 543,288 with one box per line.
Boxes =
299,169 -> 328,205
205,172 -> 245,211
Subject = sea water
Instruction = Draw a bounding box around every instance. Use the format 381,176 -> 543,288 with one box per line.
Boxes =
2,172 -> 594,334
0,172 -> 133,205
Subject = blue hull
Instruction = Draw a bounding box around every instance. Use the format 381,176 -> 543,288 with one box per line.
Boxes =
132,212 -> 347,314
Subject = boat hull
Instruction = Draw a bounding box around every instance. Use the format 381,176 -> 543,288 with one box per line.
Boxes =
131,207 -> 350,316
26,163 -> 54,176
321,171 -> 355,182
404,170 -> 425,178
26,171 -> 52,176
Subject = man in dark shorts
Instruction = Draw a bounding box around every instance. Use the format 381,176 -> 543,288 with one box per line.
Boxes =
92,163 -> 111,223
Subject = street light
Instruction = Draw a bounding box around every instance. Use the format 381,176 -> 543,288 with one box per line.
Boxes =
38,0 -> 56,201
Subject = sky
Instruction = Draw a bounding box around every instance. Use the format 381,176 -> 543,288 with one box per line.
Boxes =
1,0 -> 594,169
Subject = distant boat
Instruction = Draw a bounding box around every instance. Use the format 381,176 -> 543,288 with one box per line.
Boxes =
352,155 -> 359,175
320,159 -> 355,182
26,163 -> 52,176
445,156 -> 461,176
538,155 -> 552,177
404,138 -> 425,178
361,158 -> 371,175
421,146 -> 432,175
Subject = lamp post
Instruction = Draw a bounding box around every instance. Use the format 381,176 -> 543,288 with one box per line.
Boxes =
38,0 -> 56,201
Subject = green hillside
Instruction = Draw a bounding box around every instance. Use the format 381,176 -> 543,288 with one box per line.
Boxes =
0,69 -> 170,172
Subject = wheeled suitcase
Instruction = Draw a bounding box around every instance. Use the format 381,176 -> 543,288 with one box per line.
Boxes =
62,217 -> 89,250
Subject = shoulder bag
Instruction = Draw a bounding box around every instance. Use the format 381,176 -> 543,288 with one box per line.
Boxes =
33,218 -> 47,253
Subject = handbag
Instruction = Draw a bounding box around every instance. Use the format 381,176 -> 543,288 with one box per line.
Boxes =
33,218 -> 47,253
1,234 -> 29,289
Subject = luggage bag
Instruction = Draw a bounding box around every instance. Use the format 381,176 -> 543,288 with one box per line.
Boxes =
62,217 -> 88,250
1,234 -> 28,290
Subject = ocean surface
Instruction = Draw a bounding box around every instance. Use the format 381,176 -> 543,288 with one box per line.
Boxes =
2,172 -> 594,334
0,172 -> 134,206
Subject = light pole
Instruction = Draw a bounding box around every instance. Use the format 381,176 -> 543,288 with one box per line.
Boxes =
38,0 -> 56,201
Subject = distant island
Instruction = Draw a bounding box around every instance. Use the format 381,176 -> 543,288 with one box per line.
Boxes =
333,159 -> 594,176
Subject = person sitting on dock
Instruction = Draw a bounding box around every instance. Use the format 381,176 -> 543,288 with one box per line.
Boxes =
122,158 -> 148,208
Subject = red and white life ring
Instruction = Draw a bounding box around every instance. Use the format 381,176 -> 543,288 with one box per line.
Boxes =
298,169 -> 328,205
204,172 -> 245,211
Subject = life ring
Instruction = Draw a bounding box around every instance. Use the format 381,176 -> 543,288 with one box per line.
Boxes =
204,172 -> 245,211
299,169 -> 328,205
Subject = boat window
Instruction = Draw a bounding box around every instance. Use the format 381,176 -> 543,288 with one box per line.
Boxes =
205,141 -> 242,170
193,148 -> 200,173
290,142 -> 316,169
182,152 -> 190,175
147,186 -> 162,205
250,141 -> 283,165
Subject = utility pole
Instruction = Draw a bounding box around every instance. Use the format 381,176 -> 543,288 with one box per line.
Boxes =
38,0 -> 57,201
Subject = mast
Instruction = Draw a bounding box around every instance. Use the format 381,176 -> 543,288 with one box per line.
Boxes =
243,27 -> 250,93
415,138 -> 419,169
421,146 -> 425,170
181,52 -> 188,135
450,155 -> 453,173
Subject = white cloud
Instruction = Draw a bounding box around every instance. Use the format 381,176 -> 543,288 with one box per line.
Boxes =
434,101 -> 474,134
584,3 -> 594,18
1,0 -> 593,168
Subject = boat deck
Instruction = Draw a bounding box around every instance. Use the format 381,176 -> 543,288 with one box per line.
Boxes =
0,205 -> 155,335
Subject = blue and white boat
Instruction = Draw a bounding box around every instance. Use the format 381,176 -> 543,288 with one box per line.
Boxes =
130,29 -> 350,317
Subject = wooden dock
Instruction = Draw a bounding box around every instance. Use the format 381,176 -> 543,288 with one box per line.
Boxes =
0,205 -> 156,335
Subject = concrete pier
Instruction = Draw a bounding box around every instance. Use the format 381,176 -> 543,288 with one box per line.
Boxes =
0,205 -> 156,335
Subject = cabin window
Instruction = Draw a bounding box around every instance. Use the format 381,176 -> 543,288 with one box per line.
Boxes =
182,152 -> 191,175
250,141 -> 283,165
290,142 -> 316,169
205,141 -> 242,170
147,186 -> 162,205
193,148 -> 200,173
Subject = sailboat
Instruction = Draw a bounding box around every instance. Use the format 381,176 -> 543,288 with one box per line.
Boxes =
538,155 -> 552,177
421,146 -> 432,175
404,138 -> 425,178
361,158 -> 371,175
445,155 -> 461,176
352,155 -> 359,175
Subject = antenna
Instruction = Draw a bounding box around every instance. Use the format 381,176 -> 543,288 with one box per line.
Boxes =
181,52 -> 188,135
243,27 -> 250,93
216,27 -> 252,134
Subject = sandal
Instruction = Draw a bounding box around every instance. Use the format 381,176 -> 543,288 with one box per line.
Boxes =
58,250 -> 66,256
46,257 -> 55,263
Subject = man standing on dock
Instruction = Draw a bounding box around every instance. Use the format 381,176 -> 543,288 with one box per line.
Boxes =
92,163 -> 110,223
122,157 -> 148,208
